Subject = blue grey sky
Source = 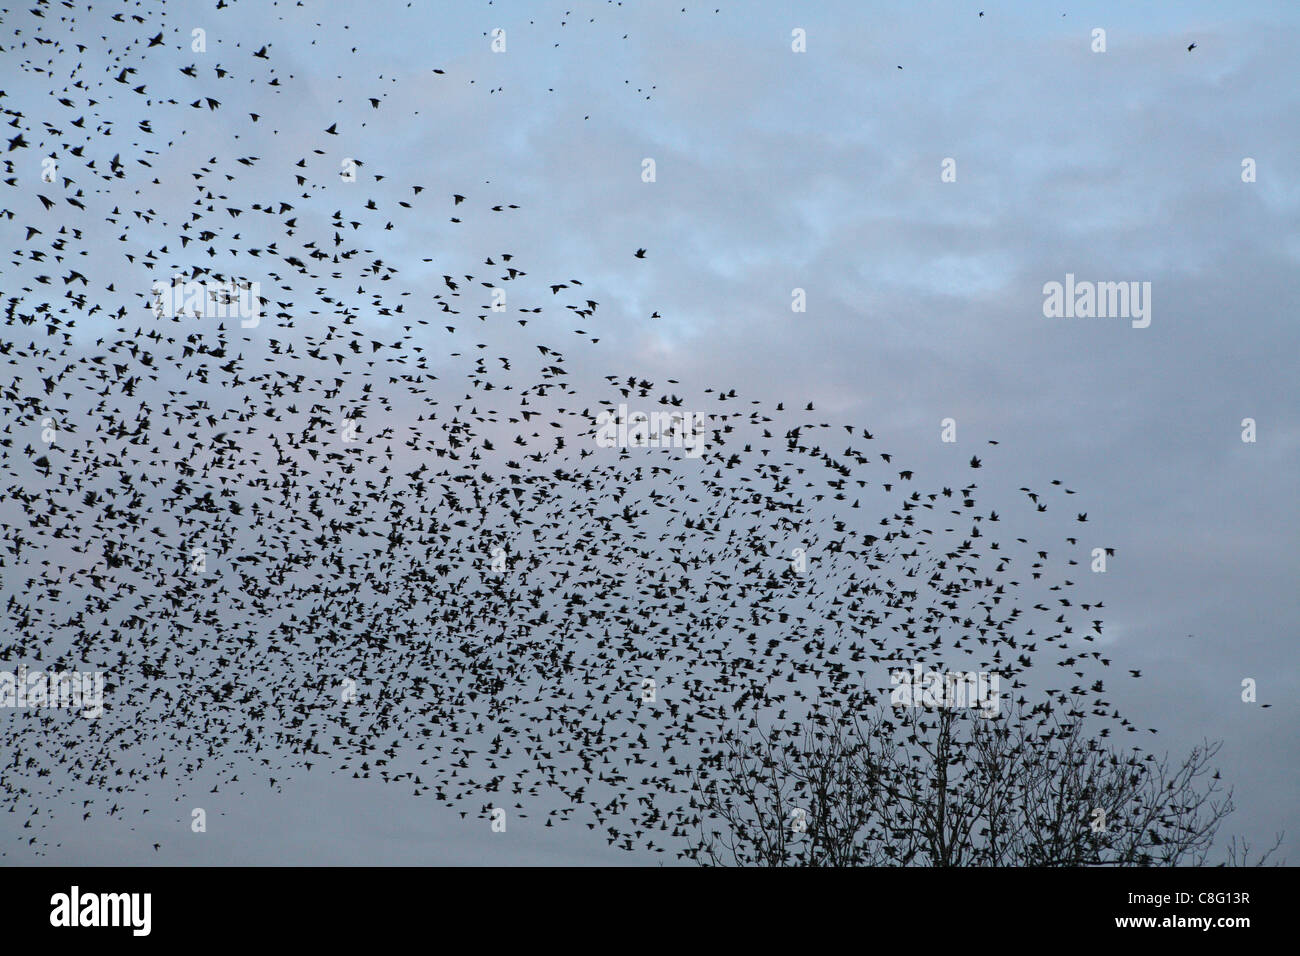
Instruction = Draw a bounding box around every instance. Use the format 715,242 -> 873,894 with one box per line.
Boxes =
2,0 -> 1296,864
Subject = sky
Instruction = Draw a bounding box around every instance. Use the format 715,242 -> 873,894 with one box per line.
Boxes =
1,0 -> 1297,864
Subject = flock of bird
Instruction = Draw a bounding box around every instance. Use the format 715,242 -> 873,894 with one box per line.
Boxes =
1,2 -> 1146,860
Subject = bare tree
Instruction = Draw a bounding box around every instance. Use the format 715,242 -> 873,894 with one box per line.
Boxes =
684,698 -> 1283,866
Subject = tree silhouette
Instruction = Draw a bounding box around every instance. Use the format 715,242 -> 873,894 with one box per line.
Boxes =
685,699 -> 1283,866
